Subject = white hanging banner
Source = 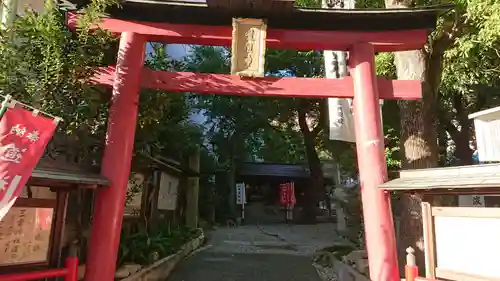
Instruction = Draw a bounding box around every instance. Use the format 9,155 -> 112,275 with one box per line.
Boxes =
325,49 -> 357,143
328,98 -> 356,142
328,99 -> 384,143
325,51 -> 384,143
322,0 -> 384,143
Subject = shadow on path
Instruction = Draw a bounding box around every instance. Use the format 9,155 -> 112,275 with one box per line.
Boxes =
167,251 -> 321,281
166,225 -> 322,281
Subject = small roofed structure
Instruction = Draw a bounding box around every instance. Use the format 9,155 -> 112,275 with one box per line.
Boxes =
30,157 -> 109,188
379,163 -> 500,195
124,152 -> 201,223
235,162 -> 337,223
0,157 -> 108,274
383,106 -> 500,280
381,164 -> 500,281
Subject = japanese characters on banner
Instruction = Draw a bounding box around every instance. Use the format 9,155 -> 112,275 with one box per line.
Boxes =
279,182 -> 296,205
0,104 -> 59,221
328,98 -> 356,142
328,98 -> 385,143
324,38 -> 384,143
323,33 -> 356,143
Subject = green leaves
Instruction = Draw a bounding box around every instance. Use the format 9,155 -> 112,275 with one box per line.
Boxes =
375,53 -> 396,79
0,0 -> 117,165
0,3 -> 204,165
117,225 -> 199,266
184,46 -> 276,162
371,0 -> 500,166
134,43 -> 204,159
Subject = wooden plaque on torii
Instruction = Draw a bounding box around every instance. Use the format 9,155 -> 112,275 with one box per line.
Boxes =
231,18 -> 267,77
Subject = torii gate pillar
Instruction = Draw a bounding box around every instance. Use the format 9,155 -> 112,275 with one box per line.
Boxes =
84,32 -> 146,281
351,42 -> 399,280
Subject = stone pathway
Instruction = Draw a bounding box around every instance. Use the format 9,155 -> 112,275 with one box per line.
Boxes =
257,223 -> 339,255
167,225 -> 324,281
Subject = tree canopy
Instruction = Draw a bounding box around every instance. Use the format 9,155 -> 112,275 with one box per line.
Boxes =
0,3 -> 205,168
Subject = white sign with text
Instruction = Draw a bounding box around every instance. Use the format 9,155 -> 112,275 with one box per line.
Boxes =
236,183 -> 246,205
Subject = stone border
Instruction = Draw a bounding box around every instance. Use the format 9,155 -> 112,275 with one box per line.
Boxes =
121,230 -> 205,281
314,252 -> 370,281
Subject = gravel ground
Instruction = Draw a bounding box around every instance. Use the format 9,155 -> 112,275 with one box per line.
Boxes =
166,225 -> 322,281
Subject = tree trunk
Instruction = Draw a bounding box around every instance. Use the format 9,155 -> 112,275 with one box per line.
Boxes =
451,94 -> 473,165
391,49 -> 460,275
392,43 -> 441,277
385,0 -> 465,274
437,120 -> 448,166
298,100 -> 324,223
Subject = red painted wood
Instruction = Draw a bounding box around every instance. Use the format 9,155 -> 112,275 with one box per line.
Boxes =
84,33 -> 146,281
64,256 -> 79,281
0,256 -> 78,281
405,265 -> 419,281
67,12 -> 428,52
351,42 -> 399,281
91,66 -> 422,100
0,269 -> 68,281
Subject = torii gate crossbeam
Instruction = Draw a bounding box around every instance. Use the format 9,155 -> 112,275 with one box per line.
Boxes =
91,66 -> 422,99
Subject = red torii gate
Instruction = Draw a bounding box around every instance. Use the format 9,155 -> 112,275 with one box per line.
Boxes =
66,3 -> 449,281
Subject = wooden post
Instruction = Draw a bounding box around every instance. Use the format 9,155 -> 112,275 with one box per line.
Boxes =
148,170 -> 161,230
84,32 -> 145,281
421,202 -> 436,278
350,42 -> 399,281
65,243 -> 79,281
186,148 -> 200,229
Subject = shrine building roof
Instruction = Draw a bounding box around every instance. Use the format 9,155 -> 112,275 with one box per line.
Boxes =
30,157 -> 109,187
134,152 -> 200,177
237,162 -> 311,178
62,0 -> 453,32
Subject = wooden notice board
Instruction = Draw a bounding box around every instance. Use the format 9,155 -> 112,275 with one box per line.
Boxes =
157,172 -> 179,211
0,206 -> 54,266
422,203 -> 500,281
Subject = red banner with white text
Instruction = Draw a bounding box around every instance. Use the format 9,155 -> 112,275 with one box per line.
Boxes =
279,183 -> 288,205
289,182 -> 296,205
0,107 -> 58,221
279,182 -> 296,205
